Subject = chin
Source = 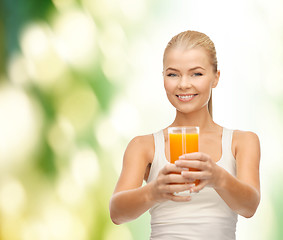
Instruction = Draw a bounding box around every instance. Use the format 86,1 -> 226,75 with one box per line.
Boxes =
175,106 -> 195,114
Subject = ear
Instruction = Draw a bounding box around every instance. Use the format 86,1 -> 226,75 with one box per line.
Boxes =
212,70 -> 220,88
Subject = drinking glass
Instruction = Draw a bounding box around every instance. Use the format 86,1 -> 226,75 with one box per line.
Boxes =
168,126 -> 199,196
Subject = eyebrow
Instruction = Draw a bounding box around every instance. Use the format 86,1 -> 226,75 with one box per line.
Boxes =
189,66 -> 205,71
165,67 -> 179,72
165,66 -> 205,72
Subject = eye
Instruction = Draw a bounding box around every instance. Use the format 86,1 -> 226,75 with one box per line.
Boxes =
167,73 -> 178,77
193,72 -> 203,77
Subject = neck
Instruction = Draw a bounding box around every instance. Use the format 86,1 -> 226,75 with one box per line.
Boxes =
170,107 -> 216,132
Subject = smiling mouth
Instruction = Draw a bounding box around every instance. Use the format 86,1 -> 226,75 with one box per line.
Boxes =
176,94 -> 198,101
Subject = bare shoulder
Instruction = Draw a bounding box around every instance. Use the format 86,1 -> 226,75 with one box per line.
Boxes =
113,134 -> 155,193
232,130 -> 261,192
128,134 -> 154,148
232,130 -> 260,160
233,130 -> 260,146
125,133 -> 155,164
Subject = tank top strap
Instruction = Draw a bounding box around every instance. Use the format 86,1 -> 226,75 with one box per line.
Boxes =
153,130 -> 165,156
222,127 -> 233,157
219,127 -> 236,176
147,130 -> 167,183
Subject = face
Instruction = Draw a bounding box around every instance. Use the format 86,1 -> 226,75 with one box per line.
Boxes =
163,47 -> 220,114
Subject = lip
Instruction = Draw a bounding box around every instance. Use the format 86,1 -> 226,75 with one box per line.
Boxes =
176,94 -> 198,102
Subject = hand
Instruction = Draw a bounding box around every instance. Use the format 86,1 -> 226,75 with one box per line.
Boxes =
150,163 -> 194,203
175,152 -> 222,193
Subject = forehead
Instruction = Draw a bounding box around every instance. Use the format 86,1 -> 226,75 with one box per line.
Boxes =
164,47 -> 211,69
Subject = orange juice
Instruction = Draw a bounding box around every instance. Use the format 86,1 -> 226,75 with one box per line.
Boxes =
169,127 -> 200,186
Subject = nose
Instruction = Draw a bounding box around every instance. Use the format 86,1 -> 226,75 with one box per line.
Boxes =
178,76 -> 193,90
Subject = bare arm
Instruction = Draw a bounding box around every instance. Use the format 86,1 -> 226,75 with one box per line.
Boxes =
176,131 -> 261,218
109,136 -> 153,224
110,135 -> 193,225
216,131 -> 260,217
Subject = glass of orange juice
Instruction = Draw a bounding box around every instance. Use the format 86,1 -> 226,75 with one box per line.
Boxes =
168,126 -> 199,196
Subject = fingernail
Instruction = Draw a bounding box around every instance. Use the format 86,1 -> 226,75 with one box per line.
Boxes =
191,188 -> 199,193
179,155 -> 185,159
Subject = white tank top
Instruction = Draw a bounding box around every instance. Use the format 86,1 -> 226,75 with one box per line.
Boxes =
146,127 -> 238,240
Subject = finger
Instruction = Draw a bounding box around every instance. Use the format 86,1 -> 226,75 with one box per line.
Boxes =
185,178 -> 196,183
181,170 -> 212,181
175,160 -> 205,170
179,152 -> 210,161
163,173 -> 190,184
190,180 -> 208,193
166,193 -> 191,202
164,183 -> 195,194
160,163 -> 186,175
181,170 -> 202,180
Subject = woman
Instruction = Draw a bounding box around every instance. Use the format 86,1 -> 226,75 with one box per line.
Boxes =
109,30 -> 260,239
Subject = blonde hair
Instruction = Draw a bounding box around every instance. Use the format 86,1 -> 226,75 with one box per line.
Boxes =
163,30 -> 218,117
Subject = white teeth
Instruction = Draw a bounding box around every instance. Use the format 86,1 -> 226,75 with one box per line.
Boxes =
178,95 -> 195,99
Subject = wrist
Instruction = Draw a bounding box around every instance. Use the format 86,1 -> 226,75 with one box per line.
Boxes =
144,181 -> 157,205
214,166 -> 226,190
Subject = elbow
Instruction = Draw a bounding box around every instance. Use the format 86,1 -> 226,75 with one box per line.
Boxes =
109,207 -> 123,225
109,204 -> 119,225
109,197 -> 124,225
242,203 -> 259,218
110,211 -> 128,225
239,207 -> 257,218
110,214 -> 121,225
241,194 -> 261,219
242,211 -> 256,219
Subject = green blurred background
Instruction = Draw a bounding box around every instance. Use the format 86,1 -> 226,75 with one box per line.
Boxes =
0,0 -> 282,239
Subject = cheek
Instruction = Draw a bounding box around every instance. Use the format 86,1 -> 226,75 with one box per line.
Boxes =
196,79 -> 213,93
164,79 -> 176,93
